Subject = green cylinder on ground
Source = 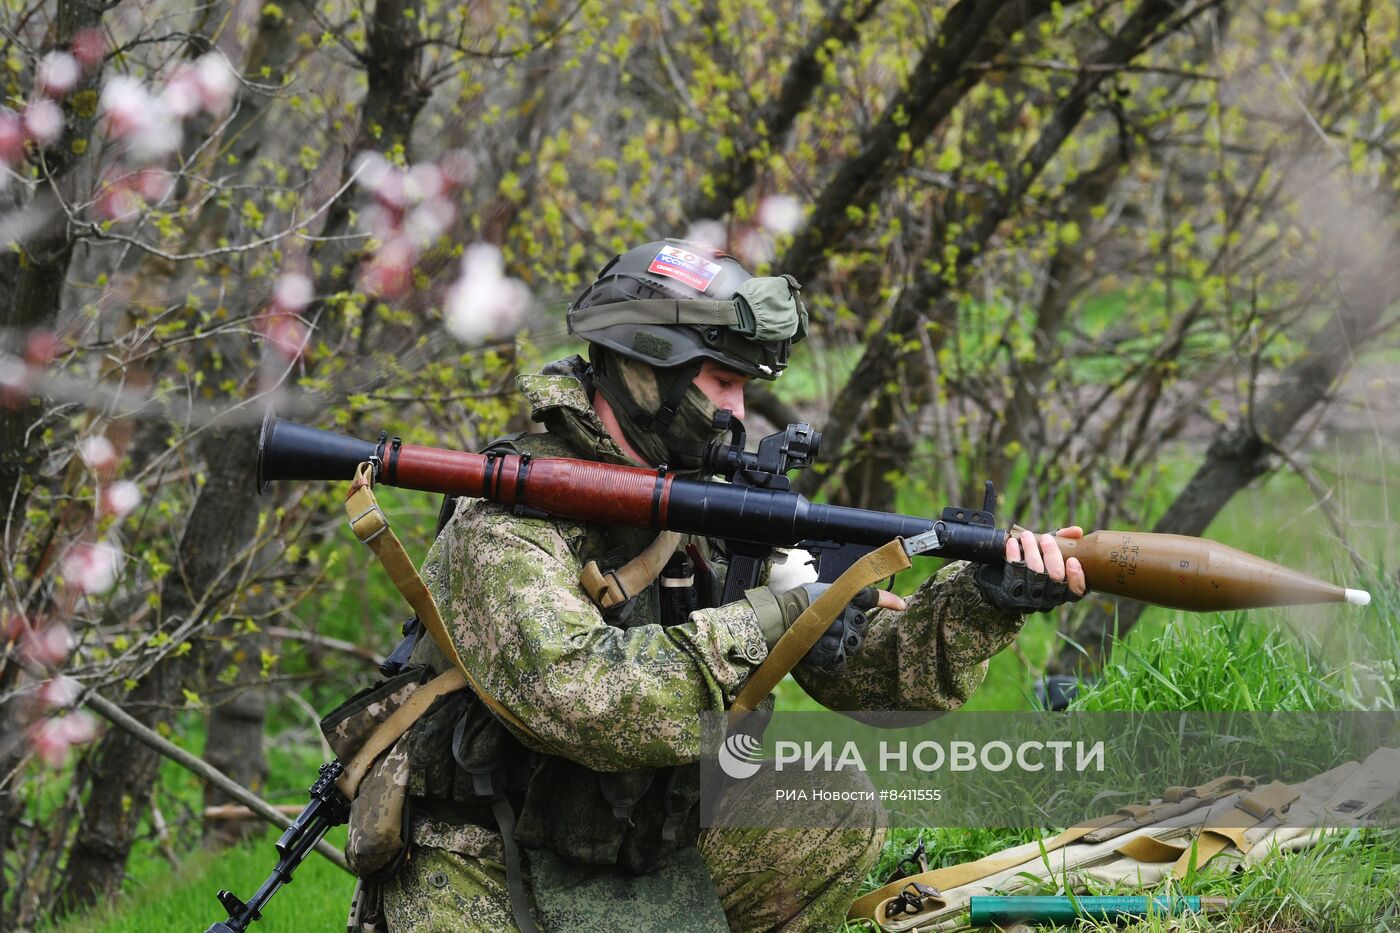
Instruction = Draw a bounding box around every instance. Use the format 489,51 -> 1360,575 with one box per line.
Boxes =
968,895 -> 1228,925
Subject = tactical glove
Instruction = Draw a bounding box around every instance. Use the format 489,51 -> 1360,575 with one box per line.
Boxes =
745,582 -> 875,672
974,560 -> 1084,614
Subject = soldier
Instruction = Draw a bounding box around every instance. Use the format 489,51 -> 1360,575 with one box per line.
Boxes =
367,240 -> 1086,932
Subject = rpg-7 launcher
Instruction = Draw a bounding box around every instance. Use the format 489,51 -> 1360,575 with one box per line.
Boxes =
256,411 -> 1371,612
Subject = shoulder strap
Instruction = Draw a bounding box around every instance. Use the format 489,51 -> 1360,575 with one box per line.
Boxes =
344,462 -> 555,753
731,538 -> 912,717
580,530 -> 684,609
848,819 -> 1119,924
1169,780 -> 1299,878
338,668 -> 467,798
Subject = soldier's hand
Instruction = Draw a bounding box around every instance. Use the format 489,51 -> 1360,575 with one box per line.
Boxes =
745,584 -> 905,671
974,527 -> 1088,613
1007,526 -> 1087,597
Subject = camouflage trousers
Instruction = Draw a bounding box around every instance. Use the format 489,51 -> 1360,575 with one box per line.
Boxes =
376,770 -> 886,932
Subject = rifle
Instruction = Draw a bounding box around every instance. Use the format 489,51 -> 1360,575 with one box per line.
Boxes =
205,762 -> 349,933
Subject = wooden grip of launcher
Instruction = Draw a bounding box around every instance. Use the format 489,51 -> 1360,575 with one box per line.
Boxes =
389,444 -> 672,528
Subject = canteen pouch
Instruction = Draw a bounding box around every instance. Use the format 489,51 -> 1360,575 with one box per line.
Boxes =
344,736 -> 413,878
319,665 -> 434,879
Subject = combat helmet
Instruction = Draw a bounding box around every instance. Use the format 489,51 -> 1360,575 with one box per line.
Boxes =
567,239 -> 809,470
568,239 -> 808,380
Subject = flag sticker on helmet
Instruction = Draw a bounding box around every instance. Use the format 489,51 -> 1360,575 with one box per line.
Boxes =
648,245 -> 723,293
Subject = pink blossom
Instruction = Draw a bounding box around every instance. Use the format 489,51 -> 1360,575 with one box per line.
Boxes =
758,195 -> 802,235
358,236 -> 417,300
352,151 -> 392,192
21,623 -> 73,666
62,541 -> 121,594
133,168 -> 173,201
102,480 -> 142,518
160,64 -> 203,119
36,675 -> 82,709
373,170 -> 408,212
444,243 -> 531,343
100,76 -> 180,160
25,329 -> 61,366
71,30 -> 106,70
3,611 -> 33,641
353,152 -> 415,213
94,176 -> 141,221
0,109 -> 24,165
22,100 -> 64,147
36,52 -> 80,98
0,353 -> 30,407
195,54 -> 237,115
77,435 -> 117,471
271,272 -> 313,314
683,220 -> 727,252
439,149 -> 475,188
361,204 -> 401,242
100,77 -> 148,138
736,227 -> 775,265
406,163 -> 446,203
261,313 -> 309,360
29,711 -> 98,767
405,198 -> 455,246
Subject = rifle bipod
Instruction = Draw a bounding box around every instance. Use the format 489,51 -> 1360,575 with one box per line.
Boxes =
204,761 -> 350,933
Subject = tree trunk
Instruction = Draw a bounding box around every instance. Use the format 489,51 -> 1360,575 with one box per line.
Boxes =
0,0 -> 107,531
0,699 -> 20,926
60,427 -> 266,910
0,5 -> 110,924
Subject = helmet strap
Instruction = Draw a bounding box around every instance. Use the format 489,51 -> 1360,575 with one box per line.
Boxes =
649,359 -> 703,434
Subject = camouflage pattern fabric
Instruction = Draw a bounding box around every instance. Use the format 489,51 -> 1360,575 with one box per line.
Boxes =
376,360 -> 1027,931
347,736 -> 412,877
527,845 -> 730,932
321,667 -> 430,761
698,764 -> 888,932
382,847 -> 517,931
793,560 -> 1026,713
383,766 -> 885,933
417,490 -> 768,768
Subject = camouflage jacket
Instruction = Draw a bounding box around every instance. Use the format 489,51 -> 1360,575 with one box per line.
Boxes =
409,358 -> 1026,774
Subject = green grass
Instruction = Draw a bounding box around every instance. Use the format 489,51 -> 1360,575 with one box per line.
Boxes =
1072,615 -> 1359,712
46,827 -> 351,933
839,573 -> 1400,932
